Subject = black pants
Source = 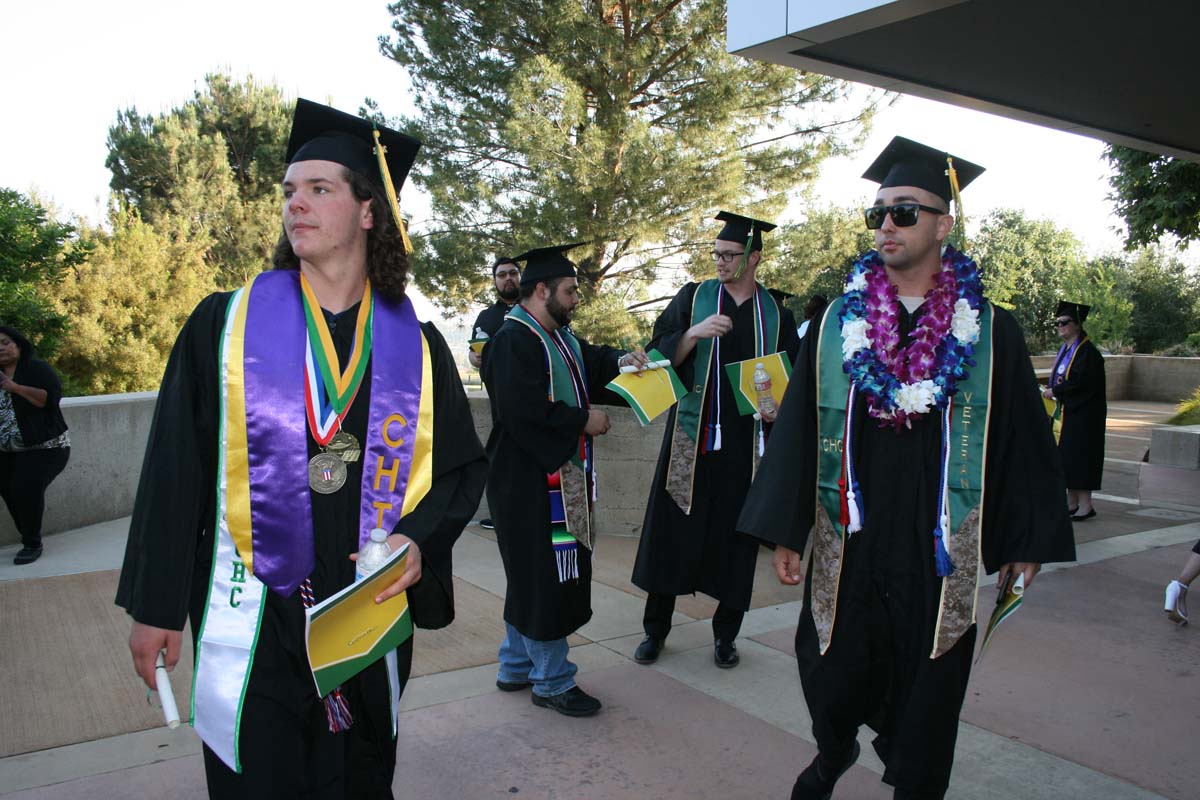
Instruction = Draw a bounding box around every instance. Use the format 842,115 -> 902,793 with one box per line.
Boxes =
643,592 -> 745,641
202,632 -> 414,799
0,447 -> 70,549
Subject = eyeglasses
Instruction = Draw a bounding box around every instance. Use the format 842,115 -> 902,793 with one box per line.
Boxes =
710,250 -> 745,264
1054,318 -> 1074,327
863,203 -> 947,230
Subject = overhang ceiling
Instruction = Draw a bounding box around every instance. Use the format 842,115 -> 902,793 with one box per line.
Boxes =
728,0 -> 1198,161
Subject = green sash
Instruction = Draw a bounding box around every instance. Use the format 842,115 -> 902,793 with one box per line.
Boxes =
506,305 -> 594,551
811,297 -> 995,658
664,279 -> 781,513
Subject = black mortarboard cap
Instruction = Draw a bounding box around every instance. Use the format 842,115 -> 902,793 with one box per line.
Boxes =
861,136 -> 984,205
286,98 -> 420,193
515,243 -> 584,286
715,211 -> 776,252
1056,300 -> 1091,323
493,256 -> 520,275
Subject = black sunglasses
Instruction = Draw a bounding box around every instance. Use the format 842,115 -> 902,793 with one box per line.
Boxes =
1054,318 -> 1074,327
863,203 -> 946,230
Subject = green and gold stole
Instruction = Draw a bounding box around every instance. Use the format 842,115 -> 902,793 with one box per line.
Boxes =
506,305 -> 595,581
810,297 -> 995,658
664,279 -> 781,514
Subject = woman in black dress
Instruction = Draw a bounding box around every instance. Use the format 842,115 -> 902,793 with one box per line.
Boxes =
1042,301 -> 1106,521
0,326 -> 70,564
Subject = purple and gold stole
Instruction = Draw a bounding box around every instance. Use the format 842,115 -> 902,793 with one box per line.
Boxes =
193,269 -> 433,772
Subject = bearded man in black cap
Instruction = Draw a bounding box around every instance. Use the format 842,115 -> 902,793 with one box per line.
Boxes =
631,212 -> 801,670
117,99 -> 487,797
470,256 -> 522,530
468,256 -> 522,370
738,137 -> 1076,799
481,244 -> 648,717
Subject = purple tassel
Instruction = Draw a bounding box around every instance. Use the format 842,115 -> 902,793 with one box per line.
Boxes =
933,528 -> 955,577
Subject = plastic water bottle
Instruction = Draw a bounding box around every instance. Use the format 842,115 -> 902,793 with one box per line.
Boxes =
355,528 -> 392,582
753,362 -> 776,416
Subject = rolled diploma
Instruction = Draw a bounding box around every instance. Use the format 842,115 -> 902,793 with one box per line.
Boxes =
155,651 -> 180,729
618,359 -> 671,374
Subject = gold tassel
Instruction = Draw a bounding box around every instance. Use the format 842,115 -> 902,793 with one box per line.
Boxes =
946,156 -> 968,250
372,128 -> 414,255
733,231 -> 753,280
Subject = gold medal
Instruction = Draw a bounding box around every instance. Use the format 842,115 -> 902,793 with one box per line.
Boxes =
308,452 -> 348,494
326,430 -> 361,463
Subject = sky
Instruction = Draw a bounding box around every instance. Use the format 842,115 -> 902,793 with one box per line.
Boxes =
1,1 -> 1160,322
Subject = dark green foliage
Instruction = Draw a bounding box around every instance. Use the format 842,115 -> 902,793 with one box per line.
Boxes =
106,73 -> 292,288
1105,144 -> 1200,248
380,0 -> 876,343
0,189 -> 89,359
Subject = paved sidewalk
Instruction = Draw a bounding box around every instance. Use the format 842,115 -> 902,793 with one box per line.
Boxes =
2,402 -> 1197,798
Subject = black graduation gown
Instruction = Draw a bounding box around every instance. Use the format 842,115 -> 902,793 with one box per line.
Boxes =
1051,338 -> 1107,490
481,316 -> 623,641
737,303 -> 1075,793
632,282 -> 800,610
116,289 -> 486,793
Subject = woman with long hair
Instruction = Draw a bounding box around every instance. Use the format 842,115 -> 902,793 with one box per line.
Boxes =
0,326 -> 70,564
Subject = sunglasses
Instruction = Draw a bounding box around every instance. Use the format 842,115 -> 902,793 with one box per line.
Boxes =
863,203 -> 946,230
1054,319 -> 1074,327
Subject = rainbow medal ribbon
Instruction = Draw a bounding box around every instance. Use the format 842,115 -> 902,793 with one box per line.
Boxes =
300,274 -> 374,494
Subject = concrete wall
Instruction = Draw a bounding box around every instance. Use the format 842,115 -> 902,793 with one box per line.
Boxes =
13,352 -> 1200,545
1030,354 -> 1193,404
0,392 -> 157,546
2,391 -> 664,546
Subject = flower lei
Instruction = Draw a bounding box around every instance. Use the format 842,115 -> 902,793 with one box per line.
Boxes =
839,245 -> 983,429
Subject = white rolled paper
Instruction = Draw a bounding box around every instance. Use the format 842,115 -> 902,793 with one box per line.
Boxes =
155,651 -> 180,729
618,359 -> 671,374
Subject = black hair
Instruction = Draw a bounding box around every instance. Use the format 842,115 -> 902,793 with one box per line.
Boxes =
0,326 -> 35,364
519,275 -> 568,301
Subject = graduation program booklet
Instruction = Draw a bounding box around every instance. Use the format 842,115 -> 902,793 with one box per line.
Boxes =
605,348 -> 687,425
723,351 -> 792,416
305,541 -> 412,698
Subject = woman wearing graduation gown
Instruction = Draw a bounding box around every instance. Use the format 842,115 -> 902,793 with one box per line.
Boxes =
1042,301 -> 1106,521
116,100 -> 486,797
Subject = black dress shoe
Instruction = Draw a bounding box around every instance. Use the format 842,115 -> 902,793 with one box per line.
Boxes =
531,686 -> 601,717
13,546 -> 42,565
790,740 -> 861,800
1071,508 -> 1097,522
633,636 -> 664,664
496,679 -> 532,692
480,518 -> 495,530
714,638 -> 739,668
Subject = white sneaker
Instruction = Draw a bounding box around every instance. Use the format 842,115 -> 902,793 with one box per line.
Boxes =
1165,581 -> 1189,625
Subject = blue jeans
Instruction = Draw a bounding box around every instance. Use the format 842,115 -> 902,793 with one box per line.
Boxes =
497,622 -> 577,698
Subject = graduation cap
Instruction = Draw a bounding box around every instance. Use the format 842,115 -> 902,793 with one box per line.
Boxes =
715,211 -> 777,252
1056,300 -> 1091,324
286,98 -> 421,251
862,136 -> 984,206
515,243 -> 585,286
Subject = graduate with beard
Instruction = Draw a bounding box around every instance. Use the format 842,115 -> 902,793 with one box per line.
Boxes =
482,244 -> 648,716
631,212 -> 800,669
116,99 -> 487,797
738,138 -> 1075,799
468,256 -> 521,371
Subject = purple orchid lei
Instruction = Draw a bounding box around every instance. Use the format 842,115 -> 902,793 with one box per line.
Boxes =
839,245 -> 984,429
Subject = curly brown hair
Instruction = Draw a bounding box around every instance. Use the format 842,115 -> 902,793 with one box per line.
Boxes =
272,167 -> 410,301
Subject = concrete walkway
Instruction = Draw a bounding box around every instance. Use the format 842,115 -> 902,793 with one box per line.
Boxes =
2,403 -> 1198,799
